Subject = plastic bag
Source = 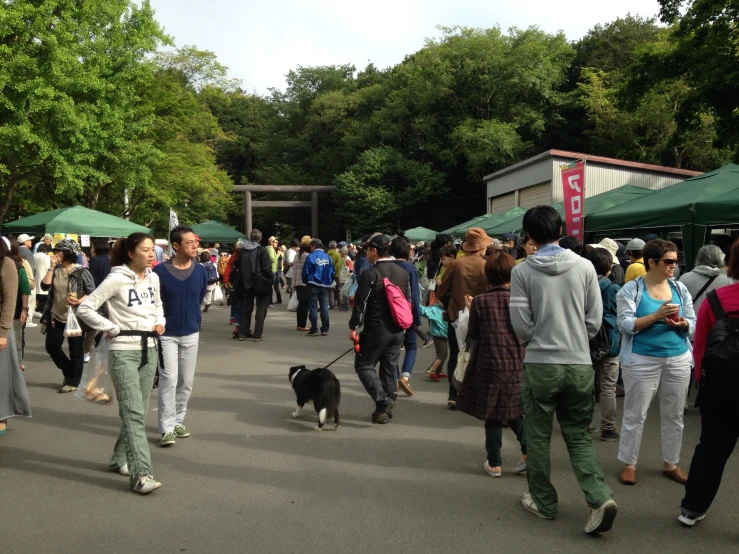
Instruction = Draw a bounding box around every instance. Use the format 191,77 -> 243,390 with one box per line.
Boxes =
341,276 -> 354,298
453,308 -> 469,353
212,285 -> 224,303
64,306 -> 83,337
287,291 -> 299,312
75,337 -> 114,405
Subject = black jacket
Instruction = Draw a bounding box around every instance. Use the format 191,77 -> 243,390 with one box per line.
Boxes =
349,259 -> 410,334
240,241 -> 273,294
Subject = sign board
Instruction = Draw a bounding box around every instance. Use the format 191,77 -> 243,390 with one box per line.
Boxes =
80,235 -> 90,247
561,161 -> 585,237
346,230 -> 352,245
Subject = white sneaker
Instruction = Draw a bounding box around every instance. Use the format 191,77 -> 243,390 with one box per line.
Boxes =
117,464 -> 130,477
26,322 -> 38,328
520,492 -> 553,520
132,475 -> 161,495
83,353 -> 91,363
484,462 -> 502,478
585,499 -> 618,534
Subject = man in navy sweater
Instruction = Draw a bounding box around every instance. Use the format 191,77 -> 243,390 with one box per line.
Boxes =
153,224 -> 207,447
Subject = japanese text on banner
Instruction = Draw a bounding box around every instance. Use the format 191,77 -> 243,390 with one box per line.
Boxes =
561,161 -> 585,237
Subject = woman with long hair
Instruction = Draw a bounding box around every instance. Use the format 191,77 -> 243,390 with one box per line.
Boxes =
616,239 -> 696,486
0,238 -> 31,436
77,233 -> 165,494
40,238 -> 96,393
292,236 -> 312,332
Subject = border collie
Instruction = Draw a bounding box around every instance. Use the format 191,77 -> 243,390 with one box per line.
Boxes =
288,365 -> 341,431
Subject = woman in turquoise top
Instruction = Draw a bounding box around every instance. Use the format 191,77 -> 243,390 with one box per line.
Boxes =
615,239 -> 696,488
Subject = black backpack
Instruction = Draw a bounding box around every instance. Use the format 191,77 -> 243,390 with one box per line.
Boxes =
698,290 -> 739,419
589,283 -> 613,364
229,253 -> 244,293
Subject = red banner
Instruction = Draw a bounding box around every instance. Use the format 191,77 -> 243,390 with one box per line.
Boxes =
561,161 -> 585,237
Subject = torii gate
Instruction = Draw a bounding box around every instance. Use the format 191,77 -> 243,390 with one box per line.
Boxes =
233,185 -> 336,238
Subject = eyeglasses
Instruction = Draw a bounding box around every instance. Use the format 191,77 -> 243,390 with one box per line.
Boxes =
659,258 -> 678,266
181,240 -> 199,246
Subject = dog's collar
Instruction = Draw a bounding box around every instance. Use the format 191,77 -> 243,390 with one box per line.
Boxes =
290,368 -> 304,384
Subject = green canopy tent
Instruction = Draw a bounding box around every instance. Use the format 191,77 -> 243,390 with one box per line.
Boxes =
398,226 -> 438,242
441,214 -> 491,237
191,220 -> 246,243
483,185 -> 656,238
2,206 -> 150,237
445,207 -> 528,239
585,165 -> 739,268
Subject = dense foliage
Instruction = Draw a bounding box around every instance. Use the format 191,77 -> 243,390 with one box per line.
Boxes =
1,2 -> 737,238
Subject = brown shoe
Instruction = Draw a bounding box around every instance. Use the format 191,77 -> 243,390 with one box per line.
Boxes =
296,327 -> 310,332
619,466 -> 637,485
398,376 -> 414,397
663,467 -> 688,484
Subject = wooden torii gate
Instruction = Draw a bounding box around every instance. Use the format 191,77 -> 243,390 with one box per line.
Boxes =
233,185 -> 336,239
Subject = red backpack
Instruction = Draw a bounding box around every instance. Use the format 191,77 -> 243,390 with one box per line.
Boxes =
383,277 -> 413,329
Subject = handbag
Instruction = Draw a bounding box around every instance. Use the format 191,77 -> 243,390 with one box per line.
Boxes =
212,285 -> 224,303
455,335 -> 473,386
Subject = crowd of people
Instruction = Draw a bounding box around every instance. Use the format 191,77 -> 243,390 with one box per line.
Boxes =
0,212 -> 737,535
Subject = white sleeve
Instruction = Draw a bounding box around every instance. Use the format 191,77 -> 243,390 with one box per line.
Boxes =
76,276 -> 121,336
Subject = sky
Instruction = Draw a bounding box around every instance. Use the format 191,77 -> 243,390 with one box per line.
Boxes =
146,0 -> 663,94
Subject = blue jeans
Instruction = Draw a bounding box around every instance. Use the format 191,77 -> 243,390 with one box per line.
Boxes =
231,296 -> 244,326
307,285 -> 329,333
401,328 -> 417,379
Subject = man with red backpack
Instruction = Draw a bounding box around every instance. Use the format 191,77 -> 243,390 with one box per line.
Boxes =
349,233 -> 411,424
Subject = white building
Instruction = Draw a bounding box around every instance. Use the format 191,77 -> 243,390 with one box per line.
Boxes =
484,149 -> 701,214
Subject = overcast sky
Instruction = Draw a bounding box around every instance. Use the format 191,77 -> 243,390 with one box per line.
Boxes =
147,0 -> 662,94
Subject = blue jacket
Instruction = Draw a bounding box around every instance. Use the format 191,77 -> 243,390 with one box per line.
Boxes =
616,276 -> 696,366
153,261 -> 208,336
598,276 -> 621,358
420,304 -> 448,338
394,260 -> 421,326
354,256 -> 370,276
302,249 -> 335,288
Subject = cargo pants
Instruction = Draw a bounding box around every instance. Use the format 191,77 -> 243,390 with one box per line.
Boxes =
522,363 -> 613,517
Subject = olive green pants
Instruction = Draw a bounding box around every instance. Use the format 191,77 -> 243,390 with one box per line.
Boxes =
522,363 -> 613,517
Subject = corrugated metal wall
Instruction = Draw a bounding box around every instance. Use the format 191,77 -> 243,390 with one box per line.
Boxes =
490,193 -> 516,213
550,157 -> 688,204
485,158 -> 552,201
519,182 -> 552,209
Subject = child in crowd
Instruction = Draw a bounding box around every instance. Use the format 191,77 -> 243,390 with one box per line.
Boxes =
421,301 -> 449,382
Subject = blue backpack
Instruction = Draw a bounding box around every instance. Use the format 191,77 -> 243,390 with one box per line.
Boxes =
204,262 -> 218,284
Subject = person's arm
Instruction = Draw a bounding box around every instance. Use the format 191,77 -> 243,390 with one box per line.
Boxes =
154,277 -> 166,332
584,268 -> 604,340
41,260 -> 57,289
21,260 -> 35,290
615,280 -> 673,334
18,268 -> 30,326
0,260 -> 18,346
199,266 -> 208,305
301,254 -> 312,284
509,266 -> 534,344
676,281 -> 697,339
692,300 -> 713,381
76,275 -> 121,335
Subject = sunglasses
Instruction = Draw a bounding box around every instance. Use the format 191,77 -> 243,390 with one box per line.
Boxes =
659,258 -> 678,266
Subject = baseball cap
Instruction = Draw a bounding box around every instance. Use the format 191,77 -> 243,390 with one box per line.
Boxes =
359,232 -> 390,249
626,239 -> 646,251
501,233 -> 518,242
267,236 -> 277,243
338,241 -> 347,248
18,234 -> 34,243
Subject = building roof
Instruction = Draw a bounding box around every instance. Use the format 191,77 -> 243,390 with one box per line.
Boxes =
482,149 -> 703,182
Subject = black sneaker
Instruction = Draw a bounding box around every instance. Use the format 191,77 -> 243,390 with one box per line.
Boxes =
307,330 -> 319,337
601,428 -> 621,442
372,400 -> 395,424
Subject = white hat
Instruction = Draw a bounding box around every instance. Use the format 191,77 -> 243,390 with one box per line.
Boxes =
18,234 -> 34,243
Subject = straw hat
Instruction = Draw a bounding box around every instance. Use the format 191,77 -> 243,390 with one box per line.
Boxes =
462,227 -> 494,253
300,235 -> 312,247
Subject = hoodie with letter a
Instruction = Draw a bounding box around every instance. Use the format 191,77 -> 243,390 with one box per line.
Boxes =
510,248 -> 602,365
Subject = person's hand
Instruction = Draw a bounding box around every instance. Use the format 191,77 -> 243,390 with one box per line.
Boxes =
20,310 -> 28,326
152,324 -> 165,336
464,294 -> 473,310
654,301 -> 678,321
349,328 -> 357,342
0,337 -> 6,351
665,317 -> 689,329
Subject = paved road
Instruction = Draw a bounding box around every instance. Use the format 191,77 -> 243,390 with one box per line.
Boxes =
1,303 -> 737,553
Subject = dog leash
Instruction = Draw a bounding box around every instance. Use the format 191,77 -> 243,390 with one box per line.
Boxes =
324,346 -> 355,369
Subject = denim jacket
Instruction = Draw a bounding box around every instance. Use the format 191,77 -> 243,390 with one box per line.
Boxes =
616,276 -> 696,367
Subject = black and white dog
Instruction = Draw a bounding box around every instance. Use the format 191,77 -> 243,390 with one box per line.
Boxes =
288,365 -> 341,431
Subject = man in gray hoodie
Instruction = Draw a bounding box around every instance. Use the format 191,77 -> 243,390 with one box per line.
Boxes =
510,205 -> 617,535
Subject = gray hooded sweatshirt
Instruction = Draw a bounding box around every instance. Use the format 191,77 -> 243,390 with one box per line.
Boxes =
679,265 -> 734,312
510,247 -> 602,365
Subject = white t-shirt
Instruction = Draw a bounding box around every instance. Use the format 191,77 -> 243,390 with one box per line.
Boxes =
285,249 -> 297,266
34,252 -> 51,295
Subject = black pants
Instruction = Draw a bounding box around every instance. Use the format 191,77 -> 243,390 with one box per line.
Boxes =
329,277 -> 341,308
682,407 -> 739,516
45,319 -> 85,387
296,286 -> 309,328
241,289 -> 269,339
354,331 -> 403,404
447,320 -> 459,401
272,273 -> 282,304
414,324 -> 429,342
36,295 -> 48,315
485,417 -> 527,467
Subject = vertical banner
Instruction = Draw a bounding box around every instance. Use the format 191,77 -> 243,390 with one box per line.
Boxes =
168,209 -> 179,258
561,161 -> 585,237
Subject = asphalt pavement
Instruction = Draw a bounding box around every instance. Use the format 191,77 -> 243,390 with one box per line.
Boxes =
1,302 -> 737,553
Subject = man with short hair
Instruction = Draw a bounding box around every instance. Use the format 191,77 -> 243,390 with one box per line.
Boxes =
302,238 -> 335,337
265,236 -> 281,307
153,224 -> 208,447
349,233 -> 410,423
238,229 -> 273,341
391,236 -> 421,396
326,240 -> 342,309
624,239 -> 646,284
510,205 -> 616,534
34,234 -> 53,254
501,233 -> 519,259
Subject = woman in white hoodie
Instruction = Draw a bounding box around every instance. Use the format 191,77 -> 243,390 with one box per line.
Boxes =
77,233 -> 166,495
